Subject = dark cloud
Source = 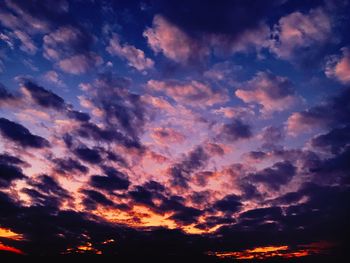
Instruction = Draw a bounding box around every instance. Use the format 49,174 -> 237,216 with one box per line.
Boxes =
239,207 -> 283,221
81,189 -> 115,210
89,166 -> 130,191
0,153 -> 26,166
29,174 -> 70,199
129,186 -> 155,207
52,157 -> 88,175
23,174 -> 71,208
128,180 -> 167,208
309,146 -> 350,184
288,87 -> 350,133
213,194 -> 242,213
0,83 -> 18,103
0,117 -> 49,148
0,162 -> 26,188
169,146 -> 209,188
21,80 -> 65,110
74,145 -> 102,164
76,122 -> 142,149
169,206 -> 203,225
249,161 -> 296,191
66,110 -> 90,122
218,119 -> 252,142
84,74 -> 148,141
311,125 -> 350,154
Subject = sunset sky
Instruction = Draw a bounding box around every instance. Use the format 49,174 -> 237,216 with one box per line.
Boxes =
0,0 -> 349,260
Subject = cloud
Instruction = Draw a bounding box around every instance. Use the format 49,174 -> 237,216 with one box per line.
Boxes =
43,25 -> 101,74
212,106 -> 255,119
260,126 -> 284,150
83,74 -> 148,140
20,80 -> 65,110
214,194 -> 242,213
169,146 -> 210,189
143,15 -> 209,64
286,87 -> 350,135
58,53 -> 103,75
235,72 -> 299,114
169,206 -> 203,225
73,145 -> 102,164
107,34 -> 154,71
13,30 -> 37,55
311,125 -> 350,154
248,161 -> 296,191
239,207 -> 282,221
66,110 -> 90,122
0,83 -> 19,107
43,70 -> 65,87
218,119 -> 252,142
0,162 -> 26,188
147,79 -> 228,107
0,118 -> 49,148
52,157 -> 88,175
89,167 -> 130,192
325,47 -> 350,84
24,174 -> 72,208
43,25 -> 91,60
0,0 -> 68,34
81,189 -> 115,210
271,8 -> 331,60
150,127 -> 185,145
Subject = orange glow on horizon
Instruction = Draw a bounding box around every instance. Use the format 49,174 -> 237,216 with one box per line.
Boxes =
97,205 -> 226,235
0,227 -> 25,241
0,242 -> 24,255
207,242 -> 334,260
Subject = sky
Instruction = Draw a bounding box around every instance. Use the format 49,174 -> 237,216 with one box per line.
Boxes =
0,0 -> 349,260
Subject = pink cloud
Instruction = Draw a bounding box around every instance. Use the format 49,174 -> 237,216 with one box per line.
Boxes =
107,34 -> 154,71
235,72 -> 299,115
211,24 -> 270,55
43,26 -> 87,60
325,47 -> 350,84
143,15 -> 209,64
58,54 -> 103,75
212,106 -> 255,119
147,79 -> 228,107
271,8 -> 331,59
286,112 -> 321,136
150,127 -> 186,145
13,30 -> 37,55
43,70 -> 65,87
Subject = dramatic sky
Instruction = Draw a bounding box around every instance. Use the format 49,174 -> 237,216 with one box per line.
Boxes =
0,0 -> 349,260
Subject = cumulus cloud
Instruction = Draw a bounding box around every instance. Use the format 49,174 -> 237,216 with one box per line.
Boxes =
218,119 -> 252,142
325,47 -> 350,84
107,34 -> 154,71
271,8 -> 331,59
235,72 -> 299,115
143,15 -> 209,64
286,87 -> 350,135
147,79 -> 228,107
248,161 -> 296,191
